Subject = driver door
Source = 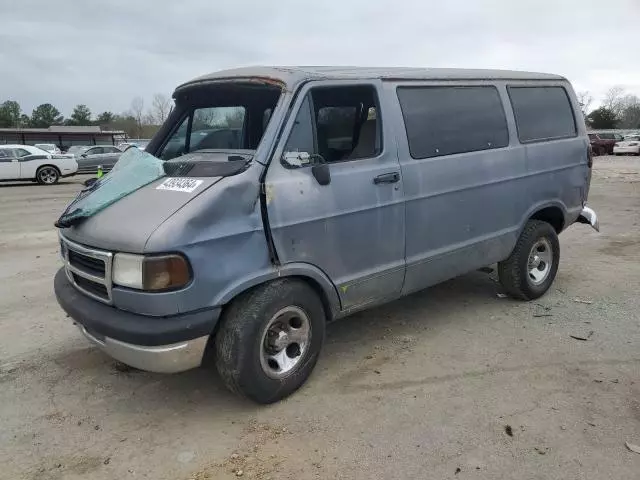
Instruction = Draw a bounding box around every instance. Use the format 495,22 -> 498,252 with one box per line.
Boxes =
265,81 -> 406,312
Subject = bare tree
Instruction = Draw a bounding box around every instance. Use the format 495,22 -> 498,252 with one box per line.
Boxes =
602,86 -> 625,117
577,91 -> 593,117
131,96 -> 145,137
151,94 -> 172,124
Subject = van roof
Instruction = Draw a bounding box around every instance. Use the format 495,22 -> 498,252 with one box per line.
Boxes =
177,66 -> 566,91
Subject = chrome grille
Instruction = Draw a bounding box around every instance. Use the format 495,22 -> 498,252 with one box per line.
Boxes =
60,235 -> 113,304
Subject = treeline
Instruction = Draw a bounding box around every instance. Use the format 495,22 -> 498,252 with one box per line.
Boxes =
0,94 -> 173,138
579,87 -> 640,130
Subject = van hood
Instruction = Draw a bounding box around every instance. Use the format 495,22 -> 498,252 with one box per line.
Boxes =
58,149 -> 254,253
61,176 -> 224,253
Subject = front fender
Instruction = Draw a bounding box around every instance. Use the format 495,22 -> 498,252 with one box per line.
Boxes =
213,262 -> 341,320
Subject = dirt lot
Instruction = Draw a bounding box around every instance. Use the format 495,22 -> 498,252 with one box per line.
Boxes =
1,158 -> 639,480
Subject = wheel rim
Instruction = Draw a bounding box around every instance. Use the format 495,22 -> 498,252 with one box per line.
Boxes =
259,306 -> 311,379
527,237 -> 553,285
39,167 -> 57,184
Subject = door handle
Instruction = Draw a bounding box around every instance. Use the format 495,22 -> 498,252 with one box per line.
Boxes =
373,172 -> 400,184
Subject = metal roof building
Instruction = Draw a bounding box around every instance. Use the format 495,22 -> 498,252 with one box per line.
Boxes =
0,126 -> 127,150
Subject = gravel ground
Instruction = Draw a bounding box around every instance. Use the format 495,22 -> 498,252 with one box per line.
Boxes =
1,158 -> 639,480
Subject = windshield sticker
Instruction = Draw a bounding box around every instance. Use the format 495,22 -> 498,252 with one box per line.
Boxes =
156,178 -> 203,193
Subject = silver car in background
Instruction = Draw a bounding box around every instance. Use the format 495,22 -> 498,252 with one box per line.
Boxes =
75,145 -> 123,173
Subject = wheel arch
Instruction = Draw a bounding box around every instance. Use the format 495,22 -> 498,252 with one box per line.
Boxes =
522,202 -> 567,234
213,262 -> 342,322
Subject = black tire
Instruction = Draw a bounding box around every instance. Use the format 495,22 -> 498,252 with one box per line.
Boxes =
214,279 -> 325,404
498,220 -> 560,301
35,165 -> 60,185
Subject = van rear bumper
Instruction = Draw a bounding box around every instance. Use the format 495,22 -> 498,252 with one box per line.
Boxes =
54,268 -> 220,373
576,206 -> 599,232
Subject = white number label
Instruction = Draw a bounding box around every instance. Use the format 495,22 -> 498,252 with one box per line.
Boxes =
156,177 -> 203,193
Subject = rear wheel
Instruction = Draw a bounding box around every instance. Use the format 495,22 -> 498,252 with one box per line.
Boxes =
36,166 -> 60,185
498,220 -> 560,300
214,279 -> 325,404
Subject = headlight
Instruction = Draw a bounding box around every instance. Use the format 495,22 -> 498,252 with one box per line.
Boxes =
112,253 -> 191,291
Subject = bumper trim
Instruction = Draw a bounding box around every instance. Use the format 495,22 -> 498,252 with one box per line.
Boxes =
77,324 -> 208,373
577,206 -> 599,232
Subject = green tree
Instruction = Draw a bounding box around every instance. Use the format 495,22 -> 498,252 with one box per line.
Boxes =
30,103 -> 64,128
95,111 -> 115,125
586,107 -> 618,129
0,100 -> 22,127
68,104 -> 92,125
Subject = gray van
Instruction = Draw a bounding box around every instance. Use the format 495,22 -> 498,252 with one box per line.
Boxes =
54,67 -> 599,403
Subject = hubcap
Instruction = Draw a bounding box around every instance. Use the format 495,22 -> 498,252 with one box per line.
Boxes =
528,238 -> 553,285
259,306 -> 311,379
39,168 -> 57,184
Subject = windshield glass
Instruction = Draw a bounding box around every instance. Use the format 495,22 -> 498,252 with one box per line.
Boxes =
623,135 -> 640,141
160,83 -> 281,160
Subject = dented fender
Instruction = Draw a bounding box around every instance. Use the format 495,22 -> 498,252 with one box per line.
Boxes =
212,262 -> 342,321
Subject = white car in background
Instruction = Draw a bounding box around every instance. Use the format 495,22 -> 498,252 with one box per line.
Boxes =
0,145 -> 78,185
34,143 -> 75,159
613,134 -> 640,156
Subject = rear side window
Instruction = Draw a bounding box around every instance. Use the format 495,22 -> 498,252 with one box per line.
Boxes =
508,86 -> 577,142
397,86 -> 509,159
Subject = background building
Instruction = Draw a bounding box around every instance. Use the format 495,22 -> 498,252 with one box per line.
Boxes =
0,126 -> 126,151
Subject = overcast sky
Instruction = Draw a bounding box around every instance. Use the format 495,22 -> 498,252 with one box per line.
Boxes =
2,0 -> 639,117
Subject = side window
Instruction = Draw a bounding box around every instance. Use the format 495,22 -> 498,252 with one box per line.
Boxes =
284,95 -> 315,156
0,149 -> 11,160
87,147 -> 103,155
16,148 -> 31,157
397,86 -> 509,159
283,85 -> 381,164
508,86 -> 577,142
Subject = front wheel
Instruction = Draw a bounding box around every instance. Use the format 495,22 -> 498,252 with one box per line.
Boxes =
214,279 -> 325,404
498,220 -> 560,300
36,166 -> 60,185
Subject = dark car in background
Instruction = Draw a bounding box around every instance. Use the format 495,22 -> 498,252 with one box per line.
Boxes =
588,132 -> 623,155
75,145 -> 123,173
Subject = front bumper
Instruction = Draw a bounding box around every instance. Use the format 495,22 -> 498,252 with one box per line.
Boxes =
54,268 -> 220,373
576,206 -> 599,232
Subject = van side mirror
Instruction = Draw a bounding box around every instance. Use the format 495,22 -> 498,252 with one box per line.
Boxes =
282,151 -> 311,167
311,163 -> 331,186
281,151 -> 330,185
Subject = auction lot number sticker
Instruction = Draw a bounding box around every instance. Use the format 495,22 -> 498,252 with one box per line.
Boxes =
156,177 -> 203,193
